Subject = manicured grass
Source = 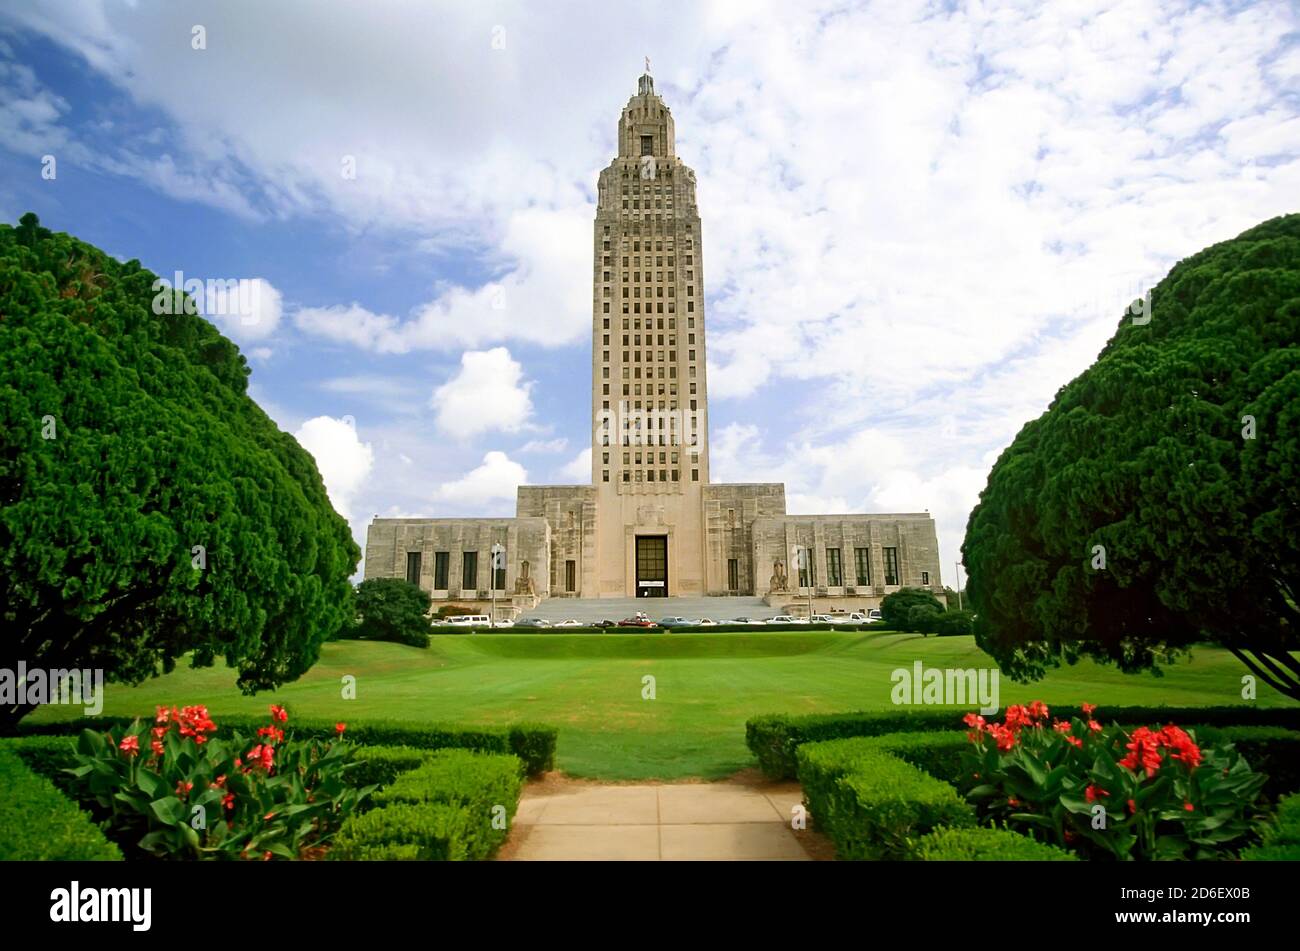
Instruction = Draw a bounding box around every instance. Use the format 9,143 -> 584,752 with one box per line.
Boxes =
25,632 -> 1296,780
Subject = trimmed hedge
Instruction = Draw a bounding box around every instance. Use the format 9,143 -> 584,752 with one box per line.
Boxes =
858,731 -> 971,785
0,747 -> 122,861
17,715 -> 558,777
0,735 -> 80,792
797,738 -> 974,860
334,750 -> 523,861
913,826 -> 1077,861
1241,793 -> 1300,861
431,623 -> 882,635
349,745 -> 435,787
749,705 -> 1300,780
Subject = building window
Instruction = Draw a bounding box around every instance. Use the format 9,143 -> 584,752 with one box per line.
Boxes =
494,561 -> 507,592
854,548 -> 870,587
728,558 -> 739,591
462,551 -> 478,591
883,547 -> 899,586
566,560 -> 577,592
921,571 -> 930,586
405,551 -> 422,586
434,551 -> 450,590
691,468 -> 698,481
826,548 -> 842,587
641,135 -> 653,156
603,470 -> 609,482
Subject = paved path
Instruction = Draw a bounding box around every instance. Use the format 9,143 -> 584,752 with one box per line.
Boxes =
498,775 -> 830,861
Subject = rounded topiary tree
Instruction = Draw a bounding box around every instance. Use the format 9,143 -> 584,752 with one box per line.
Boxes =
350,578 -> 431,648
880,587 -> 945,628
963,214 -> 1300,700
0,214 -> 360,728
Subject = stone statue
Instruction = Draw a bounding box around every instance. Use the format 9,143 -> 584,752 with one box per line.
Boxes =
514,560 -> 535,595
769,559 -> 789,592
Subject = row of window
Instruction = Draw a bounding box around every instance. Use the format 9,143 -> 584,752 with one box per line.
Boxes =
602,365 -> 699,380
603,333 -> 698,346
603,468 -> 699,483
601,350 -> 698,364
405,551 -> 505,591
789,547 -> 913,588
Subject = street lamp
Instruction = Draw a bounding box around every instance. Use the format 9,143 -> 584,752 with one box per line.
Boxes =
792,544 -> 813,620
490,543 -> 506,629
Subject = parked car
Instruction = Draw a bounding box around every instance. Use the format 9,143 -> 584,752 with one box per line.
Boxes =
445,614 -> 490,627
694,618 -> 717,626
658,617 -> 695,628
593,619 -> 618,628
513,617 -> 552,628
766,615 -> 809,625
731,617 -> 761,625
827,613 -> 862,625
553,619 -> 583,628
491,619 -> 514,628
619,617 -> 659,628
809,614 -> 836,624
868,609 -> 883,622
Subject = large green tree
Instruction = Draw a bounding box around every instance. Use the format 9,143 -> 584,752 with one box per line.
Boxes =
0,214 -> 359,728
963,214 -> 1300,700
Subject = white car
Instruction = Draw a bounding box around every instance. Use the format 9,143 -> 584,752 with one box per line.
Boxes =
553,619 -> 583,628
766,615 -> 809,625
491,619 -> 514,628
694,618 -> 717,626
809,614 -> 837,624
445,614 -> 490,627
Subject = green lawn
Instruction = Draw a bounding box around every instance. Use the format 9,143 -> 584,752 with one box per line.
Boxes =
27,632 -> 1295,780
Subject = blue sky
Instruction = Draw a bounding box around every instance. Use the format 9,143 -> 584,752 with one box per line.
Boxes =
2,0 -> 1297,582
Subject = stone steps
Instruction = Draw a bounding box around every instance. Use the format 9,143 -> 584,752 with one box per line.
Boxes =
525,595 -> 772,623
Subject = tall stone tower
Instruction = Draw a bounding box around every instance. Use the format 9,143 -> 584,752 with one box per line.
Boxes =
590,67 -> 712,597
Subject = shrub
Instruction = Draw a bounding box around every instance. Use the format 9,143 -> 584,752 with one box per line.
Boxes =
349,746 -> 434,786
0,747 -> 122,860
905,604 -> 943,635
746,705 -> 1300,780
859,732 -> 970,785
934,609 -> 975,637
880,588 -> 945,627
962,702 -> 1268,860
1241,794 -> 1300,861
797,738 -> 974,860
21,715 -> 559,777
913,826 -> 1077,861
433,604 -> 479,618
1,735 -> 80,792
349,578 -> 431,647
336,750 -> 523,861
331,802 -> 471,860
65,705 -> 373,860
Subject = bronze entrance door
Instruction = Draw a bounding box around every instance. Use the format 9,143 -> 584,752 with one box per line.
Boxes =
636,535 -> 668,598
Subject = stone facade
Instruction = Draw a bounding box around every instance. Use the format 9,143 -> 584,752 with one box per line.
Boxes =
363,71 -> 944,613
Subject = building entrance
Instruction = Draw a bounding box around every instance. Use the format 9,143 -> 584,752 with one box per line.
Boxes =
635,535 -> 668,597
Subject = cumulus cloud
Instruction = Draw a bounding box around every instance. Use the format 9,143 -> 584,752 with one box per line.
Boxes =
430,348 -> 533,439
292,415 -> 375,522
435,451 -> 527,507
199,277 -> 282,343
558,447 -> 592,482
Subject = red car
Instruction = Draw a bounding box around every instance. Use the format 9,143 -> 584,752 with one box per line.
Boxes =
618,616 -> 658,628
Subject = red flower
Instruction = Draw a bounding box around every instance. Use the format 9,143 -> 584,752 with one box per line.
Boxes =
335,722 -> 347,735
223,793 -> 235,811
175,780 -> 193,798
1159,725 -> 1202,769
270,704 -> 288,723
962,713 -> 986,731
1085,784 -> 1109,803
1081,702 -> 1097,716
1119,726 -> 1163,778
155,705 -> 171,725
1088,719 -> 1102,733
1007,797 -> 1020,807
1027,700 -> 1050,722
988,723 -> 1017,751
1065,735 -> 1083,748
150,739 -> 165,756
1004,705 -> 1031,730
1128,798 -> 1137,814
1184,802 -> 1195,812
118,735 -> 140,756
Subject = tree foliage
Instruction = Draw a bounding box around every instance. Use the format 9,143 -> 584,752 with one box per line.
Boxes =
963,214 -> 1300,699
0,214 -> 359,727
347,579 -> 431,648
880,587 -> 945,629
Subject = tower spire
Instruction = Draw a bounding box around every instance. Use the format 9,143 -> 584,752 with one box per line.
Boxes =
639,56 -> 654,96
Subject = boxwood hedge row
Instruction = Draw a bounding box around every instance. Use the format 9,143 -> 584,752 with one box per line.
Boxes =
17,715 -> 557,777
0,746 -> 122,861
332,749 -> 524,861
1241,793 -> 1300,862
749,705 -> 1300,780
912,826 -> 1077,861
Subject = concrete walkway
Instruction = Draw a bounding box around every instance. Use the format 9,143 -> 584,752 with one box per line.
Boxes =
498,774 -> 831,861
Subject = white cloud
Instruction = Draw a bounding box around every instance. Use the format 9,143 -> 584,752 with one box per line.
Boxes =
435,451 -> 527,507
292,415 -> 375,522
558,447 -> 592,482
520,437 -> 568,454
430,348 -> 533,439
199,277 -> 282,343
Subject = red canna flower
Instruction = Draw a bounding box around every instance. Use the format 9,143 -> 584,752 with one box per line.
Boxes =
335,722 -> 347,735
1007,797 -> 1020,807
962,713 -> 986,731
155,705 -> 171,725
1128,799 -> 1137,814
270,704 -> 288,723
1088,719 -> 1102,733
1065,736 -> 1083,748
150,739 -> 165,756
118,735 -> 139,756
1027,700 -> 1050,722
1053,720 -> 1071,734
1184,802 -> 1194,811
1004,705 -> 1031,731
1085,784 -> 1109,803
1081,702 -> 1097,716
223,792 -> 235,811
